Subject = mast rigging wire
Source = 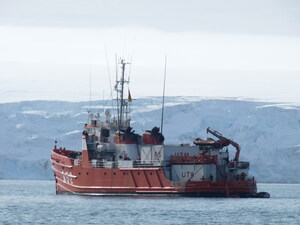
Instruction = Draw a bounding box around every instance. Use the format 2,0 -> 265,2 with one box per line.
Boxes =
161,55 -> 167,135
115,53 -> 120,125
89,57 -> 92,112
105,45 -> 116,115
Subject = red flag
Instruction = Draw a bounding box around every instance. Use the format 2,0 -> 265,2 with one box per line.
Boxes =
128,90 -> 132,102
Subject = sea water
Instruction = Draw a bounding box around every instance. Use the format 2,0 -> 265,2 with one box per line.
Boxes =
0,181 -> 299,225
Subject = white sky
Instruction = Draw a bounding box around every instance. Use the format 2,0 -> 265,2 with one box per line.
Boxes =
0,0 -> 300,103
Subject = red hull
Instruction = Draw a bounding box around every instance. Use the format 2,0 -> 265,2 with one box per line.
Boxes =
51,149 -> 257,197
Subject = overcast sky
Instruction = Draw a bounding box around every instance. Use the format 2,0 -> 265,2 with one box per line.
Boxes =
0,0 -> 300,103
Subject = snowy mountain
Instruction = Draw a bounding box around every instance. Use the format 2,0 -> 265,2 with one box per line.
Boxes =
1,97 -> 300,183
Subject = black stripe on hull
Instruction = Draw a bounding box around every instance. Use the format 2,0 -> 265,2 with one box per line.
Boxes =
56,191 -> 259,198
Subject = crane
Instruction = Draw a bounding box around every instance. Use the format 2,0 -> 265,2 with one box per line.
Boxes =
206,127 -> 240,161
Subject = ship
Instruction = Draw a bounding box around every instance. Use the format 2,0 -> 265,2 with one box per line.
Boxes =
51,59 -> 270,198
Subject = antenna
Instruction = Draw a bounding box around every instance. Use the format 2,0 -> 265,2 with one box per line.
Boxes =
128,55 -> 133,83
103,89 -> 105,104
128,36 -> 136,82
161,55 -> 167,135
89,58 -> 92,112
115,54 -> 120,126
105,45 -> 115,115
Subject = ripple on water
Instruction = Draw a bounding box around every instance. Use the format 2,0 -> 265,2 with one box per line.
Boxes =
0,181 -> 299,225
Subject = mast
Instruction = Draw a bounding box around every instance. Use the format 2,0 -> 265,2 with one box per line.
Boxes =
119,60 -> 125,123
116,59 -> 130,130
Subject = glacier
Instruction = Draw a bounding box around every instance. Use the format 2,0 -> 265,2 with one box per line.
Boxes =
1,97 -> 299,183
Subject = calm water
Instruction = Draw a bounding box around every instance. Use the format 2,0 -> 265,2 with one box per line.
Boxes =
0,181 -> 299,225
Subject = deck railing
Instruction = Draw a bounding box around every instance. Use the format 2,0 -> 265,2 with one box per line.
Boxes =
90,160 -> 118,168
133,160 -> 164,167
170,155 -> 217,164
88,160 -> 165,168
73,159 -> 82,166
228,161 -> 249,169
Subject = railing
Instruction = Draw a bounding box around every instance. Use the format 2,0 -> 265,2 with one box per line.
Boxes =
53,148 -> 76,157
88,160 -> 164,168
90,160 -> 118,168
73,159 -> 82,166
228,161 -> 249,169
133,160 -> 164,167
170,155 -> 217,164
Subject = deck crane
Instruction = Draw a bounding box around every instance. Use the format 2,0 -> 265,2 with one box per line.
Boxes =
206,127 -> 240,161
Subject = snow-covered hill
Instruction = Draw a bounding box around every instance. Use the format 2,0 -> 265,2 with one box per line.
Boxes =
1,97 -> 300,183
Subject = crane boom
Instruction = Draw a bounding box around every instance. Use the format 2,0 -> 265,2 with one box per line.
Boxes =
206,127 -> 240,161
